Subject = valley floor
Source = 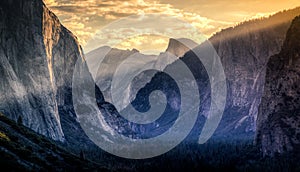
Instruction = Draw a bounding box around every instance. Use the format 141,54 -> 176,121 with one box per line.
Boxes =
0,113 -> 299,172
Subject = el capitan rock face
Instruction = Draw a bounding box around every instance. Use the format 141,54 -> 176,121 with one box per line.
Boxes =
256,16 -> 300,156
0,0 -> 84,141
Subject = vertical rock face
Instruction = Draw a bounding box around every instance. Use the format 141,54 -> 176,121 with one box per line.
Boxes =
0,0 -> 84,141
209,8 -> 300,137
256,16 -> 300,156
43,6 -> 85,107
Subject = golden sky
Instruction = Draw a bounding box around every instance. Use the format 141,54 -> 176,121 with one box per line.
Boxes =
44,0 -> 300,54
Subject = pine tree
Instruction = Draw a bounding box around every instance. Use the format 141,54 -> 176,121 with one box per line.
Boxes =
80,150 -> 85,160
17,116 -> 23,126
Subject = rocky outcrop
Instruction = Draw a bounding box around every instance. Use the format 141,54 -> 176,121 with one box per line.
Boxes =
0,0 -> 84,141
256,16 -> 300,156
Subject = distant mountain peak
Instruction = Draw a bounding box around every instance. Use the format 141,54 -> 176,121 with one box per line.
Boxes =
131,48 -> 139,53
166,38 -> 198,57
210,7 -> 300,44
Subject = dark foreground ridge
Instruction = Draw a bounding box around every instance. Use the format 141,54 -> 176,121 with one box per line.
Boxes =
0,113 -> 110,171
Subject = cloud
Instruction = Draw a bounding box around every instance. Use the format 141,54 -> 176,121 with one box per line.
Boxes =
44,0 -> 57,6
115,35 -> 169,54
157,0 -> 300,22
83,13 -> 211,53
44,0 -> 293,53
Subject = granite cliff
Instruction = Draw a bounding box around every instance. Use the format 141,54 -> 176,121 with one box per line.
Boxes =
0,0 -> 84,142
209,7 -> 300,137
256,16 -> 300,156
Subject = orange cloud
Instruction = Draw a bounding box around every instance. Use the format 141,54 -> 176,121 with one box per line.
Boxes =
44,0 -> 234,51
44,0 -> 300,53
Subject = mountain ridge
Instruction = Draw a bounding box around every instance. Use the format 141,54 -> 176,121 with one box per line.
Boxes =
86,38 -> 197,110
0,112 -> 107,171
207,7 -> 300,137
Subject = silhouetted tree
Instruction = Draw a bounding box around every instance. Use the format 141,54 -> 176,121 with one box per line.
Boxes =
17,116 -> 23,126
80,150 -> 85,160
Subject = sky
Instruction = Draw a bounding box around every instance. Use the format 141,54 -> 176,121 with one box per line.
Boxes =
44,0 -> 300,54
